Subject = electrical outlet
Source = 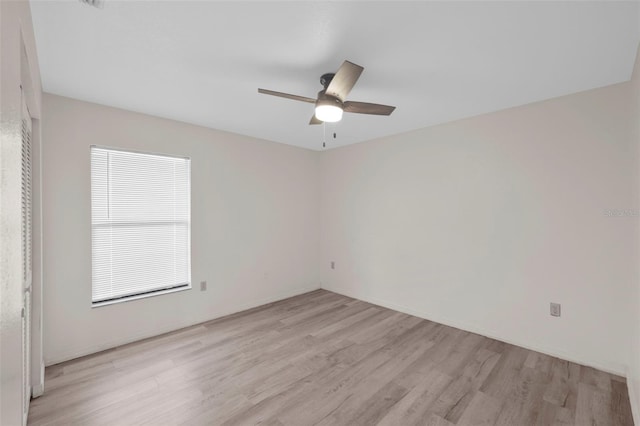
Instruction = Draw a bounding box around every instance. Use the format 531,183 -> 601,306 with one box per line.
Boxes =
550,302 -> 561,317
331,261 -> 335,270
200,281 -> 207,291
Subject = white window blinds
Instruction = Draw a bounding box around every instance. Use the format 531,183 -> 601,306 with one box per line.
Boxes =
91,147 -> 191,304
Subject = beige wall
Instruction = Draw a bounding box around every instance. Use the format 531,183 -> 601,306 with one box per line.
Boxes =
42,94 -> 320,365
1,0 -> 43,425
319,80 -> 638,376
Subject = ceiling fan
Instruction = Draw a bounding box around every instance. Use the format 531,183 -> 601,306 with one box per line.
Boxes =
258,60 -> 396,125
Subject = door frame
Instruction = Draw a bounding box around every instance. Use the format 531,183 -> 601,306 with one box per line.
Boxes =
19,27 -> 44,424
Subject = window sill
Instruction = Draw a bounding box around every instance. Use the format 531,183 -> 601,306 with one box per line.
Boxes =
92,284 -> 191,308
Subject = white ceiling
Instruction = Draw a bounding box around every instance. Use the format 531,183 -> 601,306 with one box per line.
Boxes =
31,1 -> 640,150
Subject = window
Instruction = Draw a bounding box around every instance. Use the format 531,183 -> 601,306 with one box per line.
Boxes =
91,146 -> 191,305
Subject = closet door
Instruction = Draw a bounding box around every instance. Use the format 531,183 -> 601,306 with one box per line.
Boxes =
21,95 -> 33,425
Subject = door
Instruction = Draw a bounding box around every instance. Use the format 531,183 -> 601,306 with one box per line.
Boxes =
21,94 -> 33,425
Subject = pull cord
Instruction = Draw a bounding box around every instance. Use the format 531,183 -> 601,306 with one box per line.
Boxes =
323,122 -> 326,148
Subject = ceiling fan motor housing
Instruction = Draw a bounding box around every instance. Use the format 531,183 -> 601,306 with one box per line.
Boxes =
320,73 -> 335,89
316,90 -> 343,109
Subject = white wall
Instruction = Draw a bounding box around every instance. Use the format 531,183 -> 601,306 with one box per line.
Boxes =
1,0 -> 43,424
42,94 -> 320,365
319,81 -> 638,376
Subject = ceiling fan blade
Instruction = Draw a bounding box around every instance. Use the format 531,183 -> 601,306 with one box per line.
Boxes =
258,88 -> 316,104
309,114 -> 322,125
325,61 -> 364,102
343,101 -> 396,116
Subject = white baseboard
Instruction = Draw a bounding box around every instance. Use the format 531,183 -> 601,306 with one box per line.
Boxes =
32,383 -> 44,398
323,285 -> 626,377
31,360 -> 44,398
45,284 -> 320,366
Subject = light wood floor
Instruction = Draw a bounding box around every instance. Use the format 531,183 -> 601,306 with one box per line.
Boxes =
29,290 -> 634,426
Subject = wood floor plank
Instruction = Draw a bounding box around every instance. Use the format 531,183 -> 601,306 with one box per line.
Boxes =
376,368 -> 452,426
429,374 -> 475,423
310,306 -> 379,338
581,366 -> 613,393
425,413 -> 456,426
456,390 -> 502,425
611,379 -> 635,426
535,401 -> 573,426
493,366 -> 549,426
324,380 -> 409,426
462,347 -> 502,389
28,290 -> 633,426
575,382 -> 613,426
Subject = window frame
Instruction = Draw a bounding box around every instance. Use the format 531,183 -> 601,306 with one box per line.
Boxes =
90,145 -> 192,307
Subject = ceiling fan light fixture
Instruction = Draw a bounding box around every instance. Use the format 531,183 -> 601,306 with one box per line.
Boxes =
258,60 -> 395,126
315,104 -> 343,122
